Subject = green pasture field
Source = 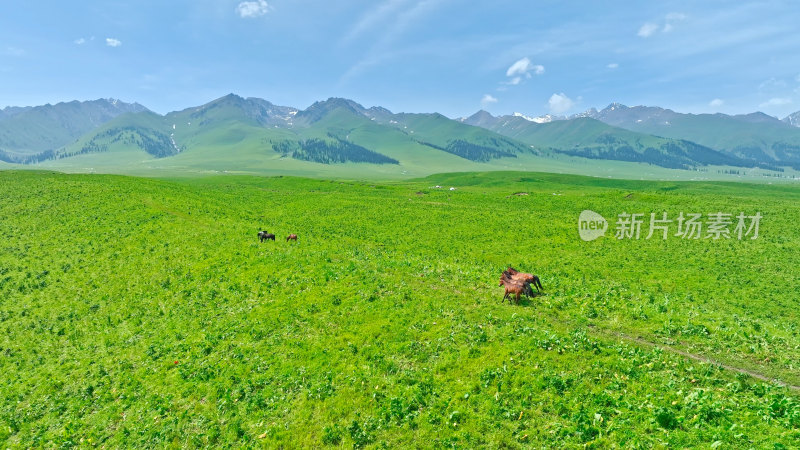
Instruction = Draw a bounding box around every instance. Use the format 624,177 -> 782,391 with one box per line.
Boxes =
1,170 -> 798,447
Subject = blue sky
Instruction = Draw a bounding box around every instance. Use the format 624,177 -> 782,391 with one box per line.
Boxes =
1,0 -> 799,119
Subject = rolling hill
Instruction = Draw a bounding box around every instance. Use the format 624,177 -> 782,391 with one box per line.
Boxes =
462,111 -> 747,170
285,97 -> 536,163
0,99 -> 148,163
62,111 -> 180,160
577,103 -> 800,169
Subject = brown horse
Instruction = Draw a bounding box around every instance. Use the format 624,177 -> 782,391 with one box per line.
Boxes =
258,231 -> 276,242
499,273 -> 534,305
286,234 -> 298,242
506,267 -> 543,293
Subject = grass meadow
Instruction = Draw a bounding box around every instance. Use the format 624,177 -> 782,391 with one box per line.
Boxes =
1,170 -> 798,447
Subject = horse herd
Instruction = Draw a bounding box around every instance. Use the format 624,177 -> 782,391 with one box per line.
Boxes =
257,230 -> 542,305
258,230 -> 297,242
499,267 -> 544,304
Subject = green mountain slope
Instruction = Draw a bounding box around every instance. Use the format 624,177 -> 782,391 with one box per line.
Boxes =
0,105 -> 32,120
383,112 -> 535,161
60,111 -> 178,159
464,112 -> 746,170
55,96 -> 298,172
167,93 -> 297,129
586,104 -> 800,169
288,98 -> 536,163
0,99 -> 148,162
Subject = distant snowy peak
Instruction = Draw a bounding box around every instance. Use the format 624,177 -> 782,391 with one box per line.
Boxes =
570,107 -> 598,119
512,112 -> 563,123
783,111 -> 800,127
568,104 -> 634,120
511,112 -> 536,121
603,102 -> 628,112
573,103 -> 684,127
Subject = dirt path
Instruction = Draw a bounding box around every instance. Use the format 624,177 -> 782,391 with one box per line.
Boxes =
587,325 -> 800,391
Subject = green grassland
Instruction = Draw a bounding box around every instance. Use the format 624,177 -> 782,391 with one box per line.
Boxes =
1,170 -> 799,447
28,138 -> 800,183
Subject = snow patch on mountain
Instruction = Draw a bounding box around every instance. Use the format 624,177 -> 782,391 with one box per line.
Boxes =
512,112 -> 563,123
783,111 -> 800,127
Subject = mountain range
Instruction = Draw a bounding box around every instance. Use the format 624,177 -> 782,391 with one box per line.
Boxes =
2,95 -> 800,175
462,104 -> 800,170
0,99 -> 148,163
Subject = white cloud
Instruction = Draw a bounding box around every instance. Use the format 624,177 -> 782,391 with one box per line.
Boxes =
638,22 -> 659,38
666,12 -> 687,21
639,13 -> 686,37
607,63 -> 619,69
759,97 -> 792,108
506,57 -> 544,78
74,38 -> 86,45
236,0 -> 270,18
503,57 -> 543,86
106,38 -> 122,47
548,93 -> 575,114
506,59 -> 528,76
481,94 -> 498,107
709,98 -> 724,107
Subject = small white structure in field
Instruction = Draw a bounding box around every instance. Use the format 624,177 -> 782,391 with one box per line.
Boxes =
449,187 -> 456,191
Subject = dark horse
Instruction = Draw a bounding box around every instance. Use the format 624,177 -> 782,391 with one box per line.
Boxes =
286,234 -> 298,242
258,231 -> 276,242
